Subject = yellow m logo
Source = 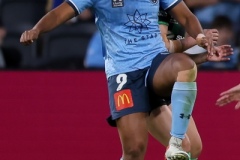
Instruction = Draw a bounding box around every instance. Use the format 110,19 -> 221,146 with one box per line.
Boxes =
114,89 -> 133,111
117,94 -> 130,107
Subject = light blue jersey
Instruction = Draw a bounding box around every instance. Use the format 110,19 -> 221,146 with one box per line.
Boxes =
67,0 -> 181,77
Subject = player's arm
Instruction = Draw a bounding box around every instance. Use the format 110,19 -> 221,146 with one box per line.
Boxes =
216,84 -> 240,109
163,38 -> 233,65
162,34 -> 197,53
160,25 -> 233,65
159,23 -> 193,53
167,1 -> 214,55
161,27 -> 218,54
160,25 -> 206,64
187,53 -> 208,64
180,29 -> 218,52
168,1 -> 203,39
158,7 -> 196,53
184,0 -> 218,8
20,2 -> 75,45
172,29 -> 218,53
187,45 -> 233,65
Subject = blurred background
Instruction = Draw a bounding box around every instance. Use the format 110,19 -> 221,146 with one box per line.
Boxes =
0,0 -> 240,160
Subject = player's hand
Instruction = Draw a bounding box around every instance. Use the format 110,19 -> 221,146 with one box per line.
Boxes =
20,29 -> 40,45
207,45 -> 233,62
216,84 -> 240,109
196,34 -> 214,56
203,29 -> 219,45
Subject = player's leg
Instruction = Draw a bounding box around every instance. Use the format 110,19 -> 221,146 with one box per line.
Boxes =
168,105 -> 202,160
147,105 -> 191,153
185,117 -> 202,159
148,53 -> 197,160
147,105 -> 172,147
107,69 -> 151,160
117,113 -> 149,160
108,113 -> 149,160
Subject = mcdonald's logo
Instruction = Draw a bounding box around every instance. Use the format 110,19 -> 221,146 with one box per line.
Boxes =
114,89 -> 134,111
117,93 -> 130,106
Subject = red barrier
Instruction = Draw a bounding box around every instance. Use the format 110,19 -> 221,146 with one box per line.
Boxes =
0,71 -> 239,160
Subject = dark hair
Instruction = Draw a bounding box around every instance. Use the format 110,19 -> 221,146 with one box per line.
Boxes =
211,15 -> 233,30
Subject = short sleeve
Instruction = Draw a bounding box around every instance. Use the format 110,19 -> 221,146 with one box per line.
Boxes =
160,0 -> 182,11
66,0 -> 94,16
158,9 -> 170,26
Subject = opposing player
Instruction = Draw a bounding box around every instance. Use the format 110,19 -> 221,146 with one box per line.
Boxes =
20,0 -> 216,160
216,84 -> 240,109
146,7 -> 233,160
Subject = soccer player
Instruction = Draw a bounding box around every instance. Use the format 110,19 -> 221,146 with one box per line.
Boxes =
20,0 -> 216,160
115,11 -> 233,160
216,84 -> 240,109
146,7 -> 233,160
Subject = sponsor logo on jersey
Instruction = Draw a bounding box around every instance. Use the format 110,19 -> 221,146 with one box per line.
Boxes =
114,89 -> 134,111
112,0 -> 124,8
124,10 -> 151,34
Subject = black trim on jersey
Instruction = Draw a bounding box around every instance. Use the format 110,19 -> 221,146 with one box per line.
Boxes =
165,0 -> 182,12
66,1 -> 79,16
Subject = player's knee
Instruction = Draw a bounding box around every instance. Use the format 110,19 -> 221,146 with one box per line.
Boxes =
173,54 -> 197,82
123,141 -> 146,159
177,63 -> 197,82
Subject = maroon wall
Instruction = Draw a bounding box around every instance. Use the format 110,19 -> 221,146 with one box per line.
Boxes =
0,71 -> 239,160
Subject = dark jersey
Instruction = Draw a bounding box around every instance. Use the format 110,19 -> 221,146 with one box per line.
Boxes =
158,8 -> 185,40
